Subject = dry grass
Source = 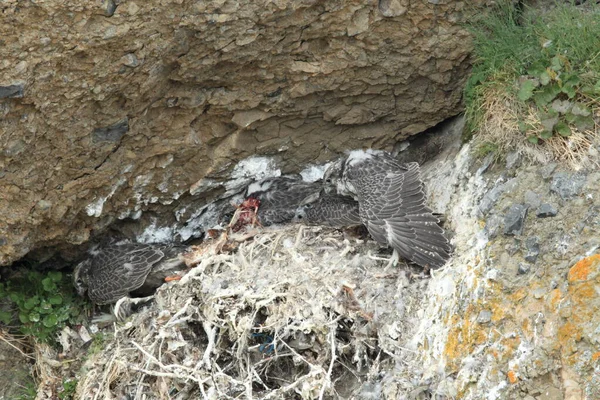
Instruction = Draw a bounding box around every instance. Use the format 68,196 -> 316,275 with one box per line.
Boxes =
475,83 -> 599,169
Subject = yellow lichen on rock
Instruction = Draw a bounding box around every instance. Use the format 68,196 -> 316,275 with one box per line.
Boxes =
567,254 -> 600,282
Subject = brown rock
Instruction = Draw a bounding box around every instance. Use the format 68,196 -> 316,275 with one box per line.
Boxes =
0,0 -> 484,265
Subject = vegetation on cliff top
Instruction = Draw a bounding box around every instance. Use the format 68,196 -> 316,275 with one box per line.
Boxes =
465,1 -> 600,165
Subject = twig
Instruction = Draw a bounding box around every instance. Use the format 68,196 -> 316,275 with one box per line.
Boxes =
199,321 -> 216,370
165,297 -> 193,327
260,369 -> 323,400
318,323 -> 338,400
0,332 -> 35,360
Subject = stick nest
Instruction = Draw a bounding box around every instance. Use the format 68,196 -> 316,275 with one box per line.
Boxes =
62,225 -> 436,399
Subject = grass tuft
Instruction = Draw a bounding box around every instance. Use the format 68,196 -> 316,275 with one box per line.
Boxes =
464,0 -> 600,166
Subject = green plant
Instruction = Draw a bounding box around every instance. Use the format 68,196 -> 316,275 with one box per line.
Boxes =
0,271 -> 90,344
464,1 -> 600,143
518,55 -> 598,143
58,378 -> 78,400
88,332 -> 108,356
474,141 -> 499,158
14,379 -> 37,400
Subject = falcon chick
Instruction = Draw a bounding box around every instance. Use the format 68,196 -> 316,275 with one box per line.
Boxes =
304,149 -> 451,269
294,194 -> 362,228
245,176 -> 322,226
73,242 -> 188,305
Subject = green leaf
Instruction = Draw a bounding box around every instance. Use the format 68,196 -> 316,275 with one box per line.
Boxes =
527,62 -> 546,77
28,311 -> 40,323
571,103 -> 591,117
555,121 -> 571,137
49,295 -> 63,305
539,71 -> 551,85
551,99 -> 571,114
518,121 -> 528,133
563,73 -> 580,87
18,312 -> 30,324
550,55 -> 563,72
42,278 -> 57,292
527,135 -> 539,144
540,115 -> 559,132
39,302 -> 53,314
518,80 -> 536,101
561,84 -> 577,99
533,83 -> 561,106
24,296 -> 39,310
48,271 -> 63,282
0,311 -> 12,324
57,309 -> 71,322
566,113 -> 595,131
540,130 -> 553,139
42,314 -> 58,328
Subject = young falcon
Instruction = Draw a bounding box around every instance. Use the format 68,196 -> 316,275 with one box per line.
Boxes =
313,149 -> 451,269
294,193 -> 362,228
244,176 -> 323,226
73,242 -> 188,319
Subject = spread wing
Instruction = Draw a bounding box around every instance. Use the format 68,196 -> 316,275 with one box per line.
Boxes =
87,243 -> 165,304
344,153 -> 450,268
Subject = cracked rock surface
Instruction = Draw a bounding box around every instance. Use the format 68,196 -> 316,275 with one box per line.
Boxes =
0,0 -> 483,265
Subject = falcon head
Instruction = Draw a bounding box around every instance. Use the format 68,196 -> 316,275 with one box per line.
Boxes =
292,203 -> 311,223
322,159 -> 344,194
323,157 -> 357,197
72,259 -> 91,297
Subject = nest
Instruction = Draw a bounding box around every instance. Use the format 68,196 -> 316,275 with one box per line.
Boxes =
63,225 -> 436,399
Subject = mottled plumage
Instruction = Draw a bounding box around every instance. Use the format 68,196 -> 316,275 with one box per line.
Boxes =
73,242 -> 187,305
245,176 -> 322,225
334,149 -> 451,268
294,194 -> 362,228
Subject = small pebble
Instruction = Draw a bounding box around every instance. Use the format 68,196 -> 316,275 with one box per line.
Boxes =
477,310 -> 492,324
518,262 -> 531,275
103,0 -> 117,17
524,190 -> 541,208
536,203 -> 557,218
504,204 -> 528,236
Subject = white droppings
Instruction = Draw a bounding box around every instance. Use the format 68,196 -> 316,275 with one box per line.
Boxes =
487,381 -> 508,400
224,155 -> 281,195
85,178 -> 126,217
138,220 -> 175,244
85,198 -> 106,218
230,156 -> 280,181
177,202 -> 224,241
299,163 -> 330,182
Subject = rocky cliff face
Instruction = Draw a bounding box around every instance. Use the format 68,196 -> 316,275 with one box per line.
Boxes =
26,117 -> 600,400
0,0 -> 477,265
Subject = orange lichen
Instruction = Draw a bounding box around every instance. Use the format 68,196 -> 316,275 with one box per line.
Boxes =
558,321 -> 583,359
549,288 -> 563,311
509,288 -> 528,303
568,254 -> 600,282
507,370 -> 518,384
444,307 -> 489,371
592,352 -> 600,362
558,322 -> 582,342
